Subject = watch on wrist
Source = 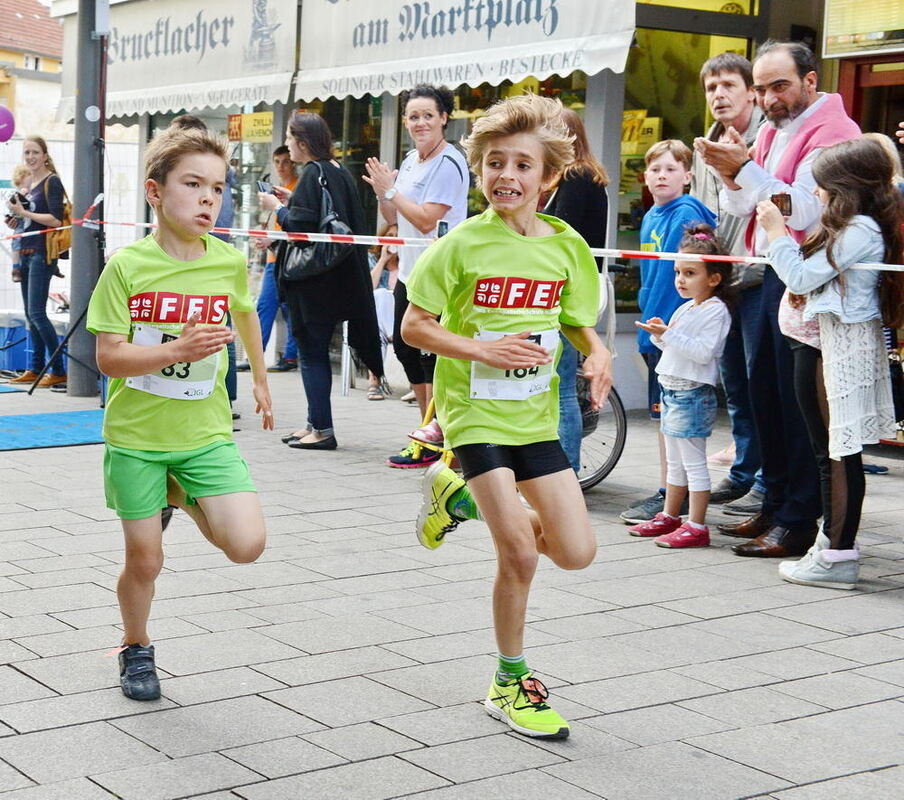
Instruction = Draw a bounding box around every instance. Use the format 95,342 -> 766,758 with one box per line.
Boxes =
383,187 -> 398,201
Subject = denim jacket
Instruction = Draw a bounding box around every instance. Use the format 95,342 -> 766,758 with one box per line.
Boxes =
769,215 -> 883,323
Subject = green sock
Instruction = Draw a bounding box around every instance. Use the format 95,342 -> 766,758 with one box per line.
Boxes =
496,653 -> 529,684
447,486 -> 480,521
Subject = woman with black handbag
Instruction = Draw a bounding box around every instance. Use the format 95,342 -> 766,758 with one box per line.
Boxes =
259,111 -> 383,450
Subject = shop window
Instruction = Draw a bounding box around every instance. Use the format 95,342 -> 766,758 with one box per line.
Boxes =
638,0 -> 756,13
614,29 -> 748,312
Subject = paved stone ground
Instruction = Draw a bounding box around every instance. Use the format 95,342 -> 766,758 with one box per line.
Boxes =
0,370 -> 902,800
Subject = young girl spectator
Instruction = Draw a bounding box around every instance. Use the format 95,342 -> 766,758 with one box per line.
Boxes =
366,223 -> 400,400
756,136 -> 903,589
5,165 -> 29,283
630,224 -> 733,547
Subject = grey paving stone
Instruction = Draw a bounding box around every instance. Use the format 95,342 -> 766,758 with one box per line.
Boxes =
394,769 -> 601,800
12,649 -> 121,694
528,610 -> 645,641
670,659 -> 776,691
0,778 -> 116,799
301,588 -> 441,617
727,646 -> 863,680
0,665 -> 57,706
223,736 -> 346,778
853,658 -> 904,687
232,755 -> 449,800
370,654 -> 497,706
13,625 -> 124,658
260,613 -> 424,653
400,733 -> 564,782
92,753 -> 261,799
527,637 -> 673,684
0,721 -> 168,783
0,584 -> 116,617
180,610 -> 272,632
112,696 -> 323,757
380,630 -> 498,663
265,676 -> 432,727
7,567 -> 116,590
0,686 -> 175,732
678,686 -> 828,726
770,671 -> 904,709
303,722 -> 423,760
0,760 -> 33,793
544,740 -> 791,799
10,554 -> 112,574
376,702 -> 500,746
557,669 -> 723,714
583,703 -> 734,746
607,604 -> 701,629
153,629 -> 306,676
239,601 -> 332,625
208,561 -> 327,588
160,666 -> 287,706
252,645 -> 418,686
523,720 -> 638,761
771,765 -> 904,799
807,632 -> 904,665
764,589 -> 904,635
150,571 -> 250,600
611,623 -> 765,663
687,700 -> 904,783
375,597 -> 516,636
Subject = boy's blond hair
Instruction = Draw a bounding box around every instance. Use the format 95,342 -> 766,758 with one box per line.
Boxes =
11,164 -> 29,187
644,139 -> 693,170
463,94 -> 575,182
144,128 -> 228,185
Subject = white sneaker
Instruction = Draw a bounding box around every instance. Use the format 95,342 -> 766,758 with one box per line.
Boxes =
779,535 -> 859,590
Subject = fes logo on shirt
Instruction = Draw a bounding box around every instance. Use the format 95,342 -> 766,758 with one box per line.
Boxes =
129,292 -> 229,325
473,277 -> 565,312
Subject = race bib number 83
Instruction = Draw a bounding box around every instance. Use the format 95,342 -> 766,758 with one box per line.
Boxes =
470,328 -> 559,400
126,323 -> 220,400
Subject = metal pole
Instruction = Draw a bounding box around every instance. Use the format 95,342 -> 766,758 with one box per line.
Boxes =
68,0 -> 107,397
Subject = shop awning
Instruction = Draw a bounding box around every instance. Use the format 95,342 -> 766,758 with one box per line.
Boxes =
56,0 -> 297,119
294,0 -> 636,101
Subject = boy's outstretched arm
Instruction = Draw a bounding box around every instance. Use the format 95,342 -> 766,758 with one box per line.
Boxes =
231,309 -> 274,430
560,324 -> 613,411
402,303 -> 552,370
96,314 -> 234,378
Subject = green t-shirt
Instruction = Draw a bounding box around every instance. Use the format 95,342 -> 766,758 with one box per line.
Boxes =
405,208 -> 599,448
87,234 -> 252,451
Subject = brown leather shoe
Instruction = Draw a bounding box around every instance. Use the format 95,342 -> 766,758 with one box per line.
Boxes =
717,511 -> 773,539
732,525 -> 817,558
37,374 -> 67,388
8,370 -> 40,385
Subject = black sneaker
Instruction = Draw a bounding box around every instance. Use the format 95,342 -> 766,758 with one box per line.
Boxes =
267,357 -> 298,372
118,644 -> 161,701
709,477 -> 749,504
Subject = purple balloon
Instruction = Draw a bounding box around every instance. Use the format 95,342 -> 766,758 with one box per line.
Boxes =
0,106 -> 14,143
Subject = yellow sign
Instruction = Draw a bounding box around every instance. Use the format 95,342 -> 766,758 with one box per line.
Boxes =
243,112 -> 273,143
226,112 -> 274,142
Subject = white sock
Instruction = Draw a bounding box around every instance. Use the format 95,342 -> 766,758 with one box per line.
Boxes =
685,519 -> 706,531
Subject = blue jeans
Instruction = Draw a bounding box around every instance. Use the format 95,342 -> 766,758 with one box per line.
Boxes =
257,261 -> 297,361
746,267 -> 821,529
294,319 -> 336,435
556,335 -> 581,472
19,252 -> 64,375
720,284 -> 765,493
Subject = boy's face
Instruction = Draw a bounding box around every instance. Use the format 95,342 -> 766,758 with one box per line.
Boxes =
644,152 -> 691,205
480,133 -> 550,219
146,152 -> 226,238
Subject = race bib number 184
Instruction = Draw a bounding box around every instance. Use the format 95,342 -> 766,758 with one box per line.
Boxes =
470,328 -> 559,400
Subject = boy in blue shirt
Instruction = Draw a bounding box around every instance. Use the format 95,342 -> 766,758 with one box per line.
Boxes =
620,139 -> 716,524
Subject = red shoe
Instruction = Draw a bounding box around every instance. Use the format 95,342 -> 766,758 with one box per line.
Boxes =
655,522 -> 710,548
628,512 -> 682,537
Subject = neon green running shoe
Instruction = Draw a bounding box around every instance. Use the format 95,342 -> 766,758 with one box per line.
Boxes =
416,460 -> 465,550
484,672 -> 570,739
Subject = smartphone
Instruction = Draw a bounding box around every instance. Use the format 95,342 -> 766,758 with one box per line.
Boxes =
770,193 -> 792,216
256,180 -> 273,194
436,219 -> 449,238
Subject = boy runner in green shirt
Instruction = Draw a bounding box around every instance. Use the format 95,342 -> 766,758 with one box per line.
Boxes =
87,128 -> 273,701
404,94 -> 613,739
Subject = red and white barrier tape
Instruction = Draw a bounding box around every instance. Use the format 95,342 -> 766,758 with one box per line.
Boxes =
4,215 -> 903,272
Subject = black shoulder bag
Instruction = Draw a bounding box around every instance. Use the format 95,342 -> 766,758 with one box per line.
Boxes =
281,161 -> 353,281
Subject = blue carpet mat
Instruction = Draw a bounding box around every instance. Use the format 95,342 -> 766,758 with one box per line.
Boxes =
0,385 -> 24,393
0,409 -> 104,450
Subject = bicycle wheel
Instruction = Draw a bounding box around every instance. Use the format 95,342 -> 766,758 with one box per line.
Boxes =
576,380 -> 627,492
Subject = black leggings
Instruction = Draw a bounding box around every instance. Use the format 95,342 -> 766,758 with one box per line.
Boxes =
393,280 -> 435,385
792,343 -> 865,551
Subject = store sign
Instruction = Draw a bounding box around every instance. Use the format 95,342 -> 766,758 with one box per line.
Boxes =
823,0 -> 904,58
58,0 -> 297,118
294,0 -> 636,100
227,111 -> 274,142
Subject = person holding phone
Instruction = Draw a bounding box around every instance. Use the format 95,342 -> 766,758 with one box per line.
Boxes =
363,83 -> 469,468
